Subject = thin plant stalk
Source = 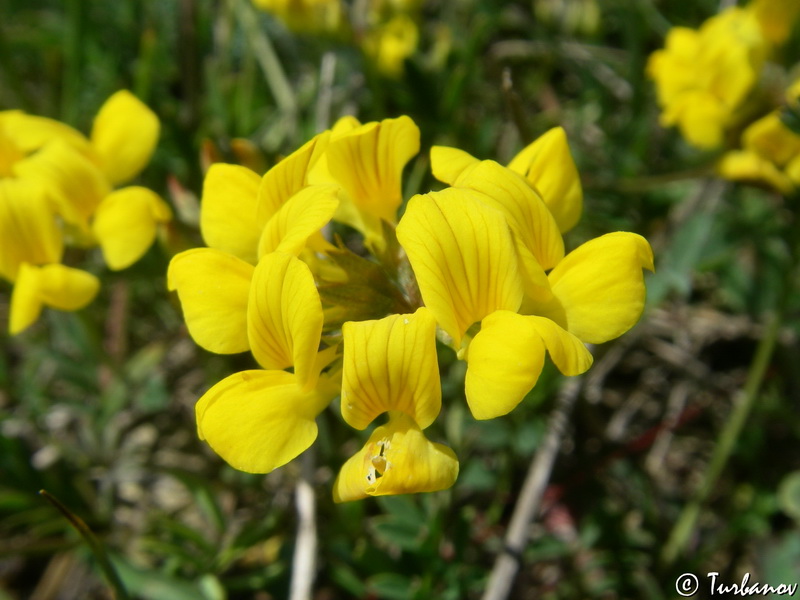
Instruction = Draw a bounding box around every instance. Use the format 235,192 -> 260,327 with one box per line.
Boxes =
661,307 -> 784,565
39,490 -> 130,600
289,450 -> 318,600
481,376 -> 584,600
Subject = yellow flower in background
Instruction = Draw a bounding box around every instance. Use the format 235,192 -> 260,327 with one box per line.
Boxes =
647,7 -> 766,149
0,178 -> 99,334
0,91 -> 167,333
334,309 -> 458,501
251,0 -> 343,34
362,14 -> 420,77
719,111 -> 800,194
750,0 -> 800,45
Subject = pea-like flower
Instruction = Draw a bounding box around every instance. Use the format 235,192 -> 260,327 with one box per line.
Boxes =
0,91 -> 168,333
646,6 -> 766,149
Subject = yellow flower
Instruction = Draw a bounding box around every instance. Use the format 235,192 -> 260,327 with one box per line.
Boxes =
749,0 -> 800,45
647,7 -> 766,149
334,309 -> 458,501
308,115 -> 420,249
431,126 -> 583,233
0,178 -> 99,334
1,91 -> 169,268
362,14 -> 420,77
251,0 -> 343,34
194,252 -> 340,473
718,111 -> 800,194
396,188 -> 594,420
168,133 -> 339,354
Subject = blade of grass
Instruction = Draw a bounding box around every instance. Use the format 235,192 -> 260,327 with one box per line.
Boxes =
39,489 -> 130,600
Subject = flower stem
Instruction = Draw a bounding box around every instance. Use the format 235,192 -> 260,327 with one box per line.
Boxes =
289,450 -> 317,600
39,489 -> 130,600
481,376 -> 584,600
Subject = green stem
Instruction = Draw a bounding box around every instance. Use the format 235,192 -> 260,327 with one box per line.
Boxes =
660,308 -> 783,566
61,0 -> 82,123
39,490 -> 130,600
233,0 -> 296,120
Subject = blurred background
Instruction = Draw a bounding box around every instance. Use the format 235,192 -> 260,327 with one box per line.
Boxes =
2,0 -> 800,598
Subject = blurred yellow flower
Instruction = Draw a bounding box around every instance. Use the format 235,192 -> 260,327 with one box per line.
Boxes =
0,91 -> 167,333
750,0 -> 800,44
251,0 -> 343,34
719,111 -> 800,194
647,7 -> 766,149
362,14 -> 419,77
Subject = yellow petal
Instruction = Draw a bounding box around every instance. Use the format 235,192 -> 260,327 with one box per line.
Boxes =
396,188 -> 524,345
90,90 -> 160,185
0,110 -> 90,154
257,184 -> 339,258
200,163 -> 262,263
341,308 -> 440,430
542,232 -> 654,344
10,263 -> 99,335
430,145 -> 479,185
453,160 -> 564,270
92,186 -> 172,270
256,136 -> 322,227
195,370 -> 331,474
465,311 -> 592,420
333,413 -> 459,502
324,116 -> 420,224
507,127 -> 583,233
718,150 -> 794,195
12,139 -> 110,231
247,252 -> 323,388
167,248 -> 254,354
0,178 -> 63,282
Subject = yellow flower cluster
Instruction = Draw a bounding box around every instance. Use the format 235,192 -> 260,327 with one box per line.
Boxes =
0,91 -> 170,334
169,115 -> 653,501
647,4 -> 769,149
252,0 -> 421,77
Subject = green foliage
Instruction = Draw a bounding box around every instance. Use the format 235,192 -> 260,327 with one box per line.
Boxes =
2,0 -> 800,598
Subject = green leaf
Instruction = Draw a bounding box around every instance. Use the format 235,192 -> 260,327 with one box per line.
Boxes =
368,573 -> 417,600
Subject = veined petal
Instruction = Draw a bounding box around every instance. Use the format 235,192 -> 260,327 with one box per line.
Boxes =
256,136 -> 321,227
453,160 -> 564,270
247,252 -> 323,388
200,163 -> 262,263
507,127 -> 583,233
333,413 -> 459,502
12,139 -> 110,230
465,311 -> 592,420
10,263 -> 99,334
90,90 -> 160,185
92,186 -> 172,270
196,370 -> 331,474
167,248 -> 253,354
324,116 -> 420,224
341,308 -> 440,430
0,178 -> 63,282
396,188 -> 524,345
544,232 -> 654,344
257,184 -> 339,258
430,145 -> 479,185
